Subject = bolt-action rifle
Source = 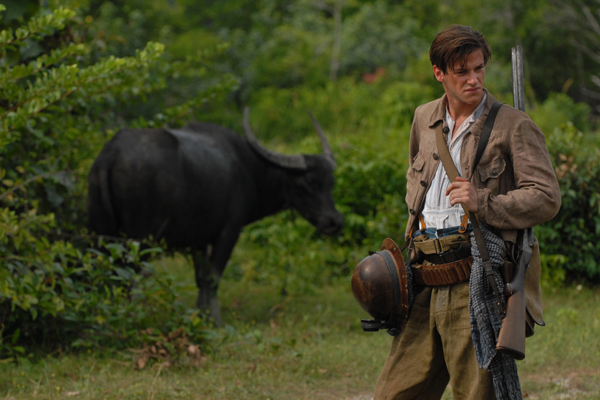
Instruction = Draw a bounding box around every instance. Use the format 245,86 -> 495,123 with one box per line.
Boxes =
495,46 -> 535,360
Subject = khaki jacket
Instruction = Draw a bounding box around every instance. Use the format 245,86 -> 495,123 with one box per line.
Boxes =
405,89 -> 561,325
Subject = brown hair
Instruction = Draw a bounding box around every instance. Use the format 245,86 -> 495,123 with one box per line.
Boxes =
429,25 -> 491,74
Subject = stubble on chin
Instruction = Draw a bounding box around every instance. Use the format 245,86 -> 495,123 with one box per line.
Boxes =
464,89 -> 483,104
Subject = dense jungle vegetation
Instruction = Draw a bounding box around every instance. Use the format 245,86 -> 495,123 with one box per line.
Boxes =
1,0 -> 600,366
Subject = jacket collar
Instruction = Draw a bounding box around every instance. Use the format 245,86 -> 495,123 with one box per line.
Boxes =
427,88 -> 498,132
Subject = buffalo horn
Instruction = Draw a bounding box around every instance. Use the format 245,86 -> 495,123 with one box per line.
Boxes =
307,110 -> 337,170
243,107 -> 307,170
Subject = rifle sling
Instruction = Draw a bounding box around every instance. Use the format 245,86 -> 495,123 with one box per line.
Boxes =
434,101 -> 505,316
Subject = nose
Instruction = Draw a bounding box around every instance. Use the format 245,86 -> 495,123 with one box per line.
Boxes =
319,212 -> 344,236
467,70 -> 478,84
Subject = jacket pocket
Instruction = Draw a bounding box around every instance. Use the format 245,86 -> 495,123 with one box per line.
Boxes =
477,157 -> 506,194
477,157 -> 506,182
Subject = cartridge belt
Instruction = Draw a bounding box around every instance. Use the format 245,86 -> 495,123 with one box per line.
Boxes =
412,256 -> 473,286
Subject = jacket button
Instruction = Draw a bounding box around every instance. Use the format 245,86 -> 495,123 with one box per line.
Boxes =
433,153 -> 440,160
492,169 -> 498,175
442,126 -> 450,134
420,180 -> 427,187
409,209 -> 416,215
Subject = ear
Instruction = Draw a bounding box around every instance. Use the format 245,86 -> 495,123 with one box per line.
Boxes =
433,65 -> 445,83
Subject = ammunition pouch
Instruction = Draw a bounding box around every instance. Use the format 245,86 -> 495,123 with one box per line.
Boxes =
412,257 -> 473,286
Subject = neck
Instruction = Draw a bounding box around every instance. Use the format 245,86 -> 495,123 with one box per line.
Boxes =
446,97 -> 480,122
251,160 -> 289,223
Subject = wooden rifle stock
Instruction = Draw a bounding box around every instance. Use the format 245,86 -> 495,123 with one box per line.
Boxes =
496,272 -> 527,359
496,228 -> 533,360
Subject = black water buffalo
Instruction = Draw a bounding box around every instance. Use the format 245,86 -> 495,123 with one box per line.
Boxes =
87,109 -> 343,324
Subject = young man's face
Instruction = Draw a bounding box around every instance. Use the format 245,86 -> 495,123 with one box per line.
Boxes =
433,49 -> 486,108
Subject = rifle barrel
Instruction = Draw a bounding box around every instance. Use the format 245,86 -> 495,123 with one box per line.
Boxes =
511,46 -> 525,112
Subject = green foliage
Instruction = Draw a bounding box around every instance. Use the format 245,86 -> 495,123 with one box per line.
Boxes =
246,77 -> 435,142
339,1 -> 426,75
0,6 -> 73,49
1,41 -> 165,144
531,95 -> 600,281
84,0 -> 600,114
0,3 -> 235,359
0,206 -> 209,358
529,93 -> 592,136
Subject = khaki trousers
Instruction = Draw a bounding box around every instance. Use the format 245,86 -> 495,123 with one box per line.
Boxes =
373,282 -> 496,400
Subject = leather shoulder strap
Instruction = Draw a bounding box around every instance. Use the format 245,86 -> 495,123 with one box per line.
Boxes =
473,101 -> 503,171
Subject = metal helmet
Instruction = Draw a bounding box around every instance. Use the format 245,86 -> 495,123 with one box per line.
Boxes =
351,238 -> 413,335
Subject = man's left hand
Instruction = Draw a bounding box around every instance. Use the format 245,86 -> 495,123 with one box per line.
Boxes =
446,176 -> 478,212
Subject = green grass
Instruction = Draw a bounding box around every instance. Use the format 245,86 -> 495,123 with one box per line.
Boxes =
1,255 -> 599,399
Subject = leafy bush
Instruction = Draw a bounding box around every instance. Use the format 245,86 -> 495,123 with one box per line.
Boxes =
529,94 -> 600,282
537,121 -> 600,281
0,207 -> 209,360
0,3 -> 234,359
529,93 -> 592,137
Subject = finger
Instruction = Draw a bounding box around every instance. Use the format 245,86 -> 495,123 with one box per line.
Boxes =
455,176 -> 468,182
446,181 -> 466,196
450,190 -> 471,204
449,192 -> 464,206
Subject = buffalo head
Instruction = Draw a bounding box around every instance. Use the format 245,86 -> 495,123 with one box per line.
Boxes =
243,108 -> 343,236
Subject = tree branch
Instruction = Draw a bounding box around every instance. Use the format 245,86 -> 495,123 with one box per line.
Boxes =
0,170 -> 71,201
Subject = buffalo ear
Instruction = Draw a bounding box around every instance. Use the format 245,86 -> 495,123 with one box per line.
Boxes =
243,107 -> 307,170
307,110 -> 336,171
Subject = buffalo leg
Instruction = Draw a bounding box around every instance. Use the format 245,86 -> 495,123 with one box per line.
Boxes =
193,227 -> 241,326
192,249 -> 224,326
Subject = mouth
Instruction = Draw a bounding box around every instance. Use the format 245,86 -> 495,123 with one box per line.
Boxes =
317,214 -> 344,236
320,224 -> 343,236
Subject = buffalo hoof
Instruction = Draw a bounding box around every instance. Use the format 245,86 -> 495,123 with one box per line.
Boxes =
197,295 -> 224,327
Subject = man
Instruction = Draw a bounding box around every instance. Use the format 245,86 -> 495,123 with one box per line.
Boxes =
373,25 -> 561,399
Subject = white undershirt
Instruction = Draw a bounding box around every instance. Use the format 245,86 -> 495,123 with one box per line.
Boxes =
421,94 -> 487,232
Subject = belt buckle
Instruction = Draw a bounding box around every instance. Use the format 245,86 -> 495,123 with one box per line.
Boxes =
433,238 -> 443,255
